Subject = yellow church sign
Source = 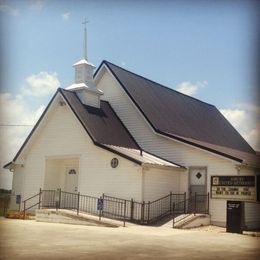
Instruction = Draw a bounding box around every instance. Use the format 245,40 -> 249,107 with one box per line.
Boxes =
211,176 -> 256,201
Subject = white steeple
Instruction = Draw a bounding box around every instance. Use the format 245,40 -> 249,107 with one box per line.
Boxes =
66,19 -> 103,108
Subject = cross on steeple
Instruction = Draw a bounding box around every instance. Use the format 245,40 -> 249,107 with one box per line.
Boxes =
82,18 -> 89,60
66,19 -> 103,108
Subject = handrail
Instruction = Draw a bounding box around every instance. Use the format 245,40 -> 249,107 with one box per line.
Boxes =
150,193 -> 170,203
104,192 -> 184,205
24,202 -> 39,211
23,192 -> 40,203
172,193 -> 209,228
172,196 -> 194,226
103,194 -> 132,203
60,190 -> 78,196
80,193 -> 99,200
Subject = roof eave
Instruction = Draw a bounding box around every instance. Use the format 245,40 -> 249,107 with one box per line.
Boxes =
3,161 -> 13,170
96,143 -> 143,165
142,149 -> 186,169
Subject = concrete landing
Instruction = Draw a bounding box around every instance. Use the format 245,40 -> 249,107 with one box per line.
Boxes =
173,214 -> 210,229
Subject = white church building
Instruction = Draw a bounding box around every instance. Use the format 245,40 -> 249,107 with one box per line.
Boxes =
4,32 -> 260,228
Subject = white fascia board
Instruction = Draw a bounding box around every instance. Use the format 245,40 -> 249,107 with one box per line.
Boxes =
93,64 -> 108,85
98,64 -> 243,165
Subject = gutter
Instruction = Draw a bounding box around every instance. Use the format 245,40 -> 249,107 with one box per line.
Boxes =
142,163 -> 186,171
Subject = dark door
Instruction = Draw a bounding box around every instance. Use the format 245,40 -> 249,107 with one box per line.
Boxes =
189,168 -> 207,195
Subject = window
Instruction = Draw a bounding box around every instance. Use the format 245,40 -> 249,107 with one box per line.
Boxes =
68,169 -> 76,175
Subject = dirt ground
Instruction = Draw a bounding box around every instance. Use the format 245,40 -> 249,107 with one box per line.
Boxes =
0,217 -> 259,260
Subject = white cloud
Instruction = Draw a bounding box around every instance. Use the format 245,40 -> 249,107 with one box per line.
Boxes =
220,105 -> 260,151
175,81 -> 207,96
0,93 -> 45,125
21,72 -> 60,97
0,93 -> 45,189
220,109 -> 246,129
243,128 -> 260,151
0,4 -> 19,16
62,12 -> 70,20
235,103 -> 260,114
0,69 -> 60,189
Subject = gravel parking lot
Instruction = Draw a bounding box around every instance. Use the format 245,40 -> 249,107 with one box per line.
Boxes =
0,217 -> 259,260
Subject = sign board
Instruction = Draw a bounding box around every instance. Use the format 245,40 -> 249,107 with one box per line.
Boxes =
211,176 -> 256,201
226,201 -> 243,234
97,198 -> 104,210
16,195 -> 21,204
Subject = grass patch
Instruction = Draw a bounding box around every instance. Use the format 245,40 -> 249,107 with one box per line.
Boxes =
5,211 -> 33,219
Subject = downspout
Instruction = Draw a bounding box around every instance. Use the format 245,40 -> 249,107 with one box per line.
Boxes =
141,166 -> 145,202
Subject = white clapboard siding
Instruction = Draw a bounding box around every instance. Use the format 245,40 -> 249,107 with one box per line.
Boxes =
244,202 -> 260,230
239,167 -> 260,229
77,90 -> 100,108
44,159 -> 65,191
9,165 -> 24,210
13,99 -> 142,204
97,69 -> 256,226
143,167 -> 181,201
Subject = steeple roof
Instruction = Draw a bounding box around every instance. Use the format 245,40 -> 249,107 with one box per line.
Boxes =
73,59 -> 95,67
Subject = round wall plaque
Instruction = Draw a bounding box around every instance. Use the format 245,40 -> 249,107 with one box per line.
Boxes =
111,158 -> 119,168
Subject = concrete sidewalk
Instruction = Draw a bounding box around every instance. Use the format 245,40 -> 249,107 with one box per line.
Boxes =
0,217 -> 259,259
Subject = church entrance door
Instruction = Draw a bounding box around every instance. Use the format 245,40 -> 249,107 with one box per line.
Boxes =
65,166 -> 79,193
61,166 -> 79,209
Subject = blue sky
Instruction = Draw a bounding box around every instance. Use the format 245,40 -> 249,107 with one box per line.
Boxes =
0,0 -> 259,189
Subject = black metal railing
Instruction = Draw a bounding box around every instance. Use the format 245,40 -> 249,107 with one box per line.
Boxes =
103,192 -> 186,224
103,195 -> 130,219
21,189 -> 209,225
172,192 -> 209,227
78,193 -> 99,216
22,190 -> 42,219
41,190 -> 56,208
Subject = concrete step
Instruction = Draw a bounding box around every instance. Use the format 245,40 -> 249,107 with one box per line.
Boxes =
174,214 -> 210,229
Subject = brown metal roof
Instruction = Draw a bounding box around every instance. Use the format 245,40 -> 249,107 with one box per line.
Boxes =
101,61 -> 255,155
4,88 -> 185,168
60,89 -> 140,149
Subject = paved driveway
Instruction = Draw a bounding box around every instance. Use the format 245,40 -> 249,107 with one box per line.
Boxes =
0,218 -> 259,260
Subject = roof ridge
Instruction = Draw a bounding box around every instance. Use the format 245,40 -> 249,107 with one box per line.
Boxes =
103,60 -> 215,108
